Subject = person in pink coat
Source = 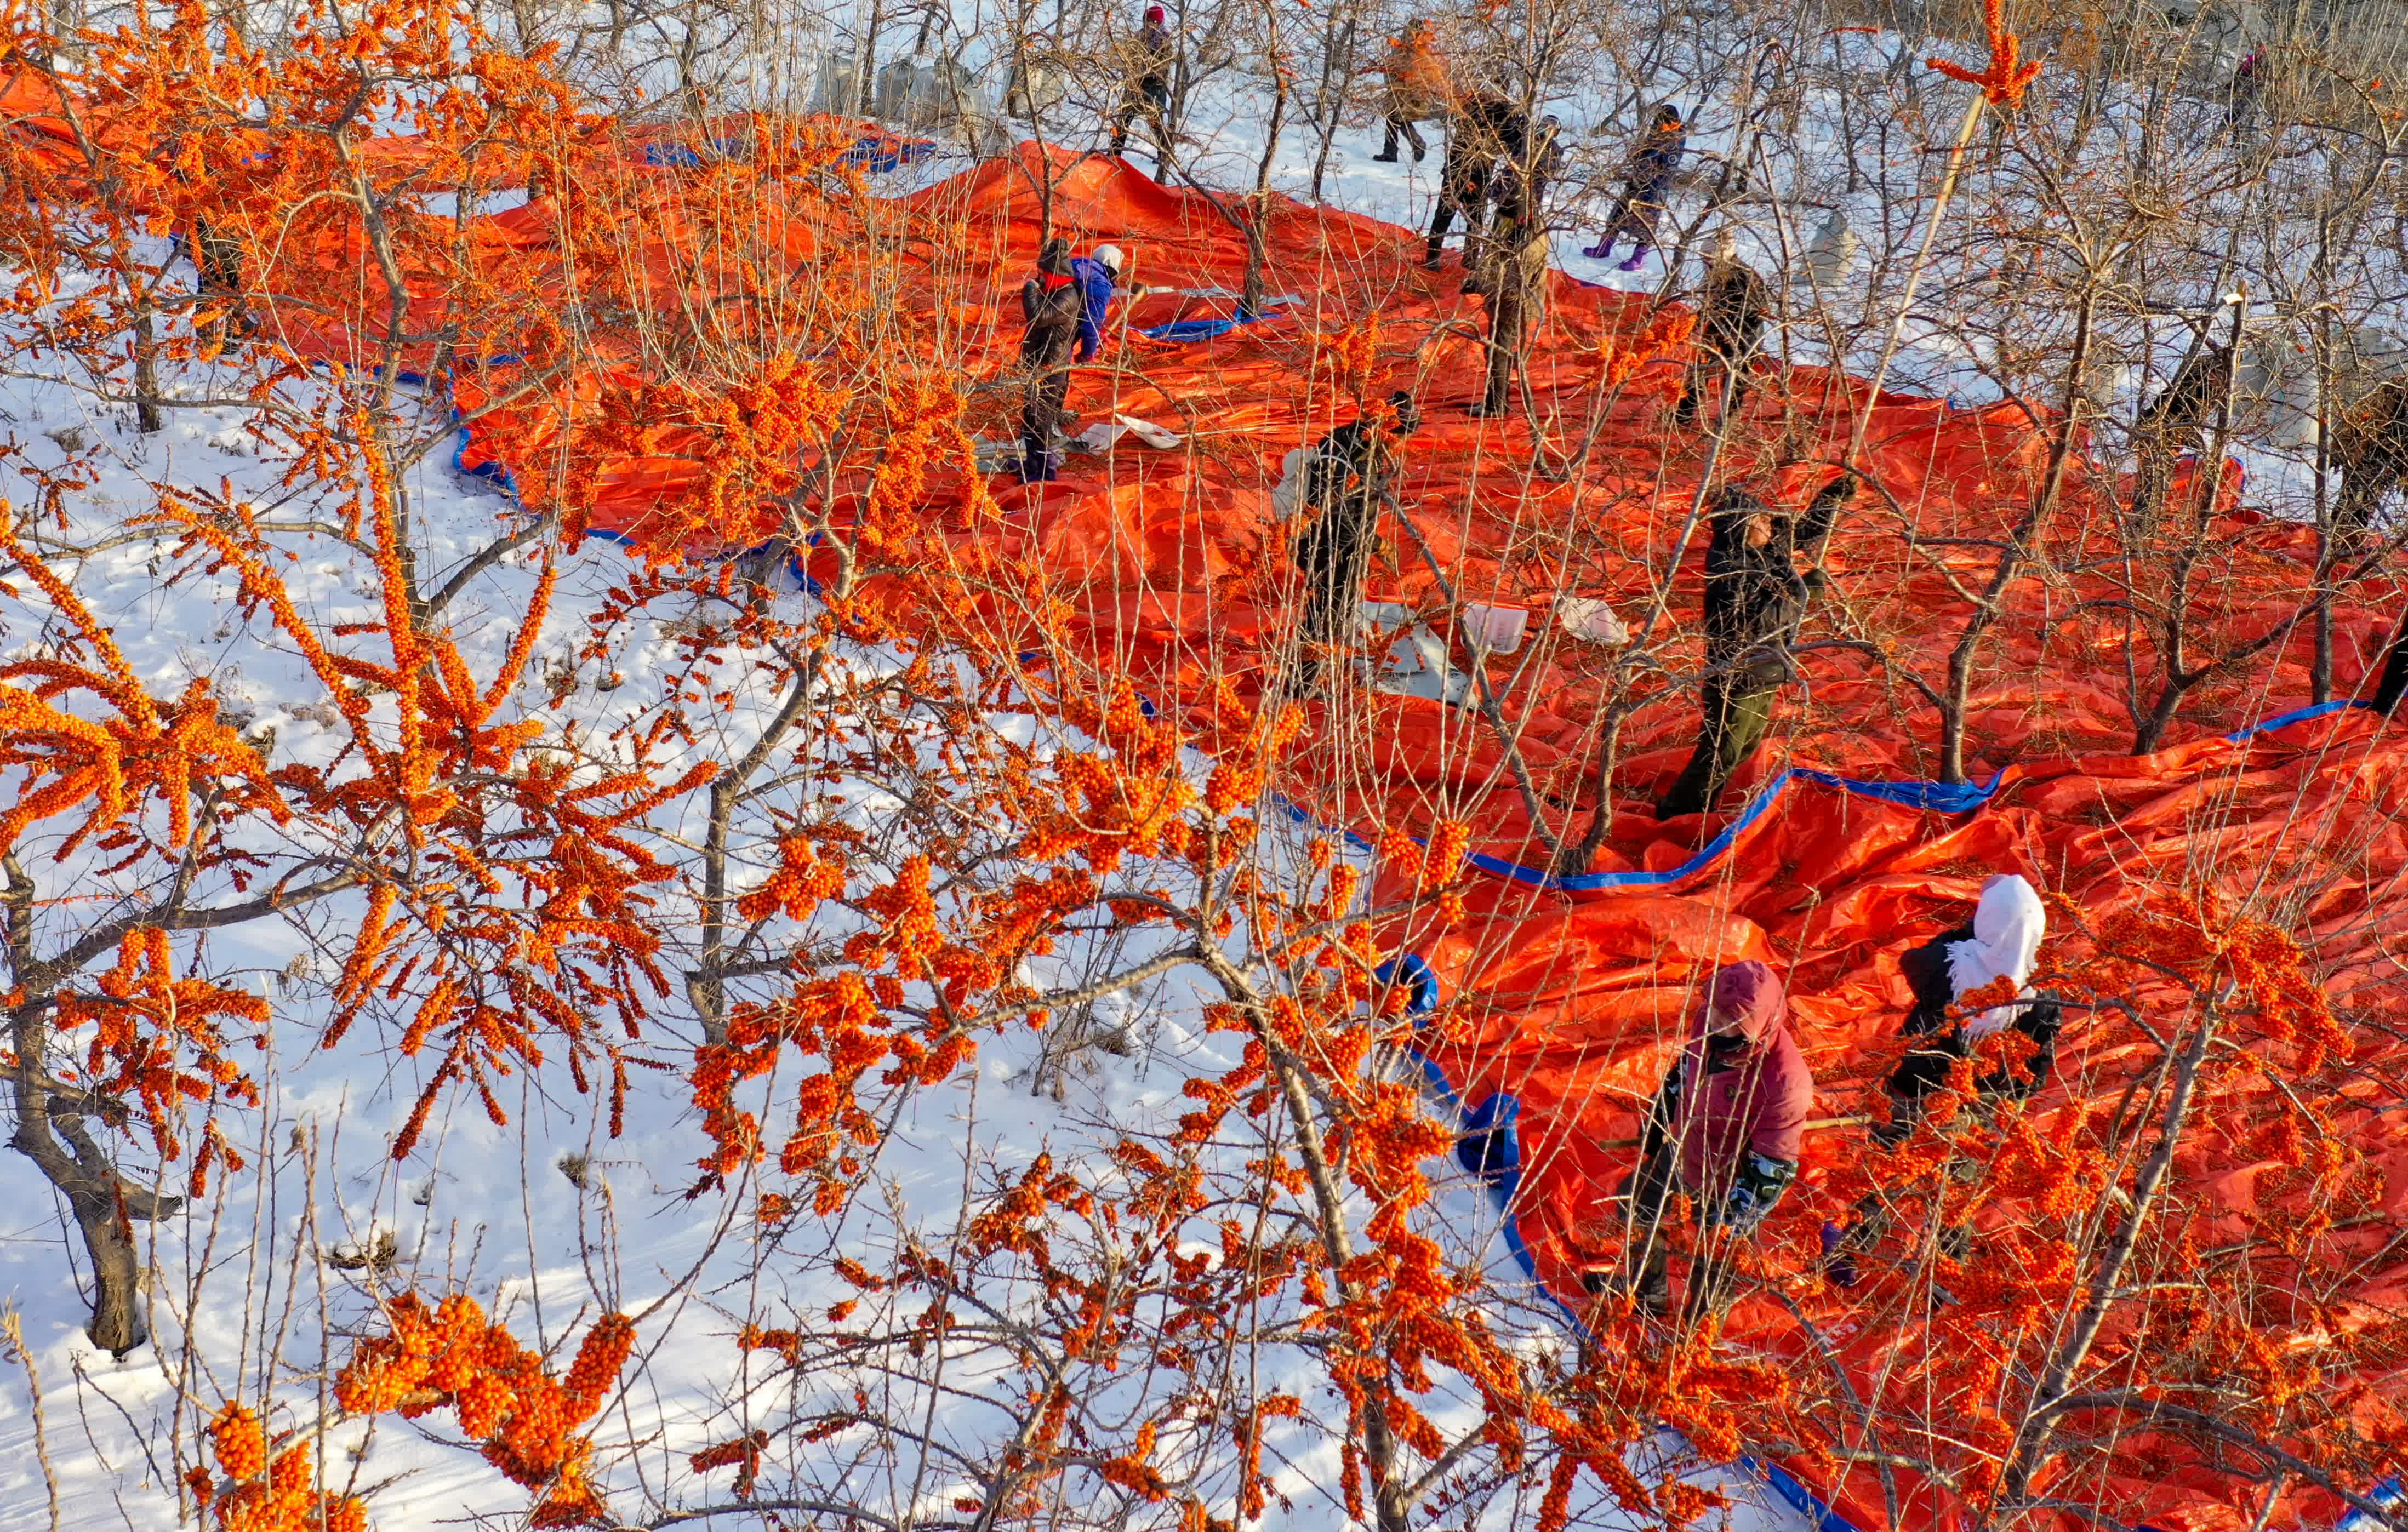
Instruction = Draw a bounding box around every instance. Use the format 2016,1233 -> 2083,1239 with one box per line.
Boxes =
1594,959 -> 1814,1319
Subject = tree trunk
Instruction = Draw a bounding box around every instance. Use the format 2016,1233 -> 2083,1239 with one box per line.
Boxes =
62,1159 -> 149,1358
1306,9 -> 1355,202
2311,310 -> 2335,704
857,0 -> 885,115
1995,1007 -> 2217,1512
133,302 -> 162,433
1243,58 -> 1288,318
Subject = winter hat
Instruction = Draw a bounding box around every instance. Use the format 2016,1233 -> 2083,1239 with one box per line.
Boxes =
1144,3 -> 1166,22
1036,236 -> 1073,277
1652,102 -> 1684,130
1092,243 -> 1125,275
1947,874 -> 2046,999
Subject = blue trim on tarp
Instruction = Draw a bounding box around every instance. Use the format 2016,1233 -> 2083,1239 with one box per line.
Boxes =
2334,1476 -> 2403,1532
1441,696 -> 2377,895
1139,300 -> 1286,342
638,133 -> 936,173
1350,684 -> 2384,1532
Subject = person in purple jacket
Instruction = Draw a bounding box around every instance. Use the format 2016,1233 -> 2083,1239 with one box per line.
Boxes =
1590,959 -> 1814,1319
1068,244 -> 1125,362
1586,102 -> 1687,272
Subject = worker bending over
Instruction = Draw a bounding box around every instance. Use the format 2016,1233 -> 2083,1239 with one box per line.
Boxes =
1654,472 -> 1854,820
1596,960 -> 1814,1321
1015,237 -> 1084,483
1069,243 -> 1124,362
1291,391 -> 1423,679
1834,873 -> 2063,1277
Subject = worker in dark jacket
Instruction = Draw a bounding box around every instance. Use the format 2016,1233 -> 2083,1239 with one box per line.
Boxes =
1585,103 -> 1686,272
1069,244 -> 1125,362
1654,472 -> 1853,820
1674,238 -> 1770,427
1875,874 -> 2061,1137
2226,49 -> 2265,129
2333,378 -> 2408,547
1293,391 -> 1423,665
1110,4 -> 1178,158
2129,338 -> 2233,529
1424,91 -> 1527,271
1830,875 -> 2061,1279
1464,116 -> 1559,417
2377,611 -> 2408,714
1465,196 -> 1549,419
1017,237 -> 1085,483
1590,960 -> 1814,1321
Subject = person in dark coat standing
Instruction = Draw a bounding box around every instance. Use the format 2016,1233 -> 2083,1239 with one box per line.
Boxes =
2333,378 -> 2408,547
1674,238 -> 1770,427
1110,4 -> 1178,159
1585,103 -> 1686,272
1830,874 -> 2062,1279
1292,391 -> 1423,667
1371,18 -> 1447,163
1424,91 -> 1527,271
1592,960 -> 1814,1320
2128,337 -> 2233,529
1017,237 -> 1085,483
2225,49 -> 2264,130
1463,117 -> 1559,419
1654,473 -> 1853,820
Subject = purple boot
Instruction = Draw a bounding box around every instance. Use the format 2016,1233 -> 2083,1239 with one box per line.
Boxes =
1617,245 -> 1650,272
1583,239 -> 1614,260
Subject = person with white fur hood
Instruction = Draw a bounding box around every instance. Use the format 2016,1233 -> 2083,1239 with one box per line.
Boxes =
1875,872 -> 2063,1141
1834,874 -> 2064,1276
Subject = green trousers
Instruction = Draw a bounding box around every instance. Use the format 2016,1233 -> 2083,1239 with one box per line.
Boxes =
1655,677 -> 1776,819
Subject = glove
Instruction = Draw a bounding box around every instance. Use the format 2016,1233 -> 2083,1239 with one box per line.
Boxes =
1713,1152 -> 1796,1234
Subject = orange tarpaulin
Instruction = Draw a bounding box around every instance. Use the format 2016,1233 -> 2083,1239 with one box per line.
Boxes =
10,96 -> 2403,1529
463,151 -> 2408,1532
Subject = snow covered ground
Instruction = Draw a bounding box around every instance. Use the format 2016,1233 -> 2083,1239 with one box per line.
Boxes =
0,253 -> 1816,1531
4,13 -> 2374,1529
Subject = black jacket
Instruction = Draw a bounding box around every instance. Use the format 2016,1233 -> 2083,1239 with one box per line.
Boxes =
2378,611 -> 2408,713
1886,924 -> 2064,1106
2137,340 -> 2233,436
1698,260 -> 1769,365
1295,419 -> 1403,575
1019,252 -> 1084,372
1699,478 -> 1844,683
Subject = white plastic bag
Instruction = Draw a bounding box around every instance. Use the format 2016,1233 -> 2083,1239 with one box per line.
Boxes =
1458,603 -> 1529,655
1115,413 -> 1182,449
1359,602 -> 1473,706
1555,596 -> 1629,645
1070,414 -> 1184,455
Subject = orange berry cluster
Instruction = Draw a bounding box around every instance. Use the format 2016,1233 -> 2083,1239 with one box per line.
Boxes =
192,1404 -> 367,1532
334,1295 -> 635,1525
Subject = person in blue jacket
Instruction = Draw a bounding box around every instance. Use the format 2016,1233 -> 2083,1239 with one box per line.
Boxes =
1069,244 -> 1125,362
1586,103 -> 1686,271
